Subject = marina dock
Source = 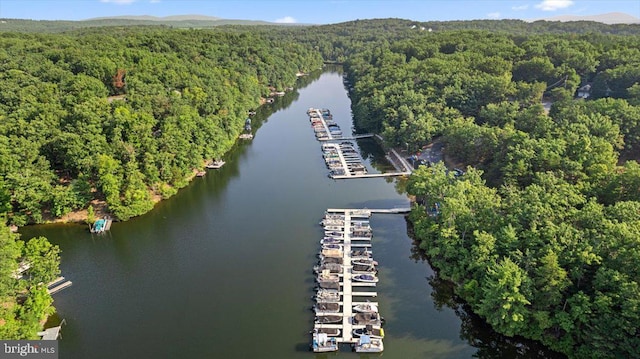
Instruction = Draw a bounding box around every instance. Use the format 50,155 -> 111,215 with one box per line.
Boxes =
313,209 -> 389,352
307,107 -> 413,179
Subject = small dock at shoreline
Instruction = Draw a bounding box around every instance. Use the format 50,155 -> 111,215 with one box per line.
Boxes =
90,217 -> 112,234
48,276 -> 72,295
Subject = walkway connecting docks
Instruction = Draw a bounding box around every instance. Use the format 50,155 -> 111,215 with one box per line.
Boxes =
312,208 -> 388,353
307,108 -> 412,179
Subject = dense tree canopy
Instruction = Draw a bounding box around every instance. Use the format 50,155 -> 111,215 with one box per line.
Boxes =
0,28 -> 322,224
335,22 -> 640,359
2,17 -> 639,354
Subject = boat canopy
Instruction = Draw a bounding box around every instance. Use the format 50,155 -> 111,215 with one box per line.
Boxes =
359,334 -> 371,344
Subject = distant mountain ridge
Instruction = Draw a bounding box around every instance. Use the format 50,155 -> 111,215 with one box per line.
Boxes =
534,12 -> 640,24
85,14 -> 222,21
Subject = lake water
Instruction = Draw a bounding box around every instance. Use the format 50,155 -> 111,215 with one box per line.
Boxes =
20,69 -> 564,359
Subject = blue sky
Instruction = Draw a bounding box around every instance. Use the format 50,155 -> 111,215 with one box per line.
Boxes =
0,0 -> 638,23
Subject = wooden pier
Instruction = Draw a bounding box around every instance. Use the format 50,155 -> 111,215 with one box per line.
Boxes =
48,276 -> 72,295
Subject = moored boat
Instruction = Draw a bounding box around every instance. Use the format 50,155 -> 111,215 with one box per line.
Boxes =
352,258 -> 378,267
314,302 -> 341,313
353,334 -> 384,353
315,327 -> 341,336
353,312 -> 383,326
316,280 -> 340,290
320,248 -> 343,258
353,274 -> 378,283
320,237 -> 341,245
321,243 -> 343,252
352,264 -> 377,274
314,262 -> 342,274
353,303 -> 378,313
90,217 -> 112,233
319,256 -> 342,265
315,288 -> 340,302
351,249 -> 373,259
315,315 -> 342,324
316,270 -> 340,283
206,159 -> 225,169
353,325 -> 385,339
311,329 -> 338,353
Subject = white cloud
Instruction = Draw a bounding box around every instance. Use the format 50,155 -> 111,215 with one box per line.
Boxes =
274,16 -> 297,23
487,12 -> 501,19
535,0 -> 574,11
512,4 -> 529,11
100,0 -> 137,4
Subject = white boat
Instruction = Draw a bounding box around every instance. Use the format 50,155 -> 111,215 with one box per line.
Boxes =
314,262 -> 343,274
352,258 -> 378,267
312,330 -> 338,353
314,302 -> 341,313
316,270 -> 340,283
352,264 -> 377,275
353,334 -> 384,353
353,325 -> 385,339
351,249 -> 373,259
353,303 -> 378,313
320,237 -> 341,245
322,244 -> 343,252
315,315 -> 342,324
317,281 -> 340,290
321,248 -> 343,258
324,225 -> 344,231
320,257 -> 342,265
320,218 -> 343,225
315,327 -> 341,336
206,160 -> 225,169
325,231 -> 343,237
315,288 -> 340,302
352,312 -> 383,326
353,274 -> 378,283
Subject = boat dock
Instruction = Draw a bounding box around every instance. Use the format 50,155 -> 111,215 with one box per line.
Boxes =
307,107 -> 414,179
48,276 -> 72,295
91,217 -> 112,234
312,209 -> 385,351
320,133 -> 374,141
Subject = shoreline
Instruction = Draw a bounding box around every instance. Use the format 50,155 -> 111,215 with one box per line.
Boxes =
15,87 -> 302,230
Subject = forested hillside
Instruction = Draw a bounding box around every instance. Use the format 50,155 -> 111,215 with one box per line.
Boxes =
2,18 -> 640,354
0,28 -> 322,224
333,23 -> 640,359
0,192 -> 61,338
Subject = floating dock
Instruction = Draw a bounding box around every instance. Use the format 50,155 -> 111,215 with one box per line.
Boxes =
91,217 -> 112,233
313,209 -> 386,351
48,279 -> 72,295
307,108 -> 414,179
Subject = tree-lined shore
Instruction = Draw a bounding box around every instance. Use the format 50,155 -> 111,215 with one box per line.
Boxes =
1,18 -> 639,357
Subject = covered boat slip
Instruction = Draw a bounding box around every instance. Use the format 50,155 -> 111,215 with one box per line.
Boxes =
311,209 -> 385,352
